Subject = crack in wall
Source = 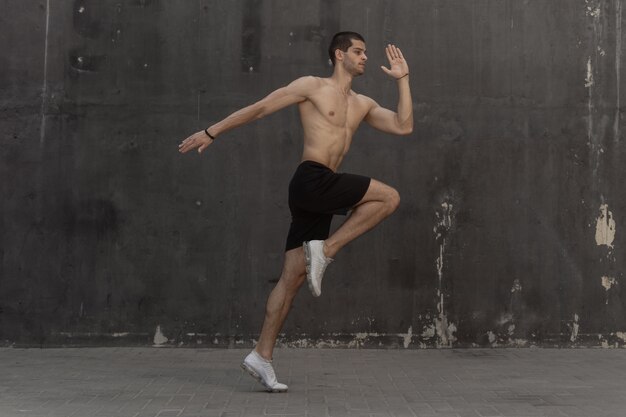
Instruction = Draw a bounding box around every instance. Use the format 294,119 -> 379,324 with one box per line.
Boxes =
39,0 -> 51,146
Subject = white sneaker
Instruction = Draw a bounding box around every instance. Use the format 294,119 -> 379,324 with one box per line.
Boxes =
303,240 -> 333,297
241,350 -> 288,393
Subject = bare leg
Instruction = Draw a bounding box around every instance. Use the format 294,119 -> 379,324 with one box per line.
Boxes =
324,179 -> 400,258
253,180 -> 398,359
255,247 -> 306,360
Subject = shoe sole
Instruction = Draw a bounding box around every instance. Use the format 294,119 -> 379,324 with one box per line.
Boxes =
303,242 -> 320,297
241,362 -> 287,393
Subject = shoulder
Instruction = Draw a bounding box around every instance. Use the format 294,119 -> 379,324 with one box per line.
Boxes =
289,76 -> 323,89
354,92 -> 378,110
281,76 -> 323,98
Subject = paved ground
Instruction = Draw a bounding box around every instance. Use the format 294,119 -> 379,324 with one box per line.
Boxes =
0,348 -> 625,417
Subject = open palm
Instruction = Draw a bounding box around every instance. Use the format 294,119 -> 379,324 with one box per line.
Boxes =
381,44 -> 409,79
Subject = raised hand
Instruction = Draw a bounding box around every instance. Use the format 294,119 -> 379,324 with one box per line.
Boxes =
380,44 -> 409,80
178,130 -> 214,154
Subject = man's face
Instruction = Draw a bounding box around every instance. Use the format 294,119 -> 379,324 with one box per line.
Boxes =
340,40 -> 367,76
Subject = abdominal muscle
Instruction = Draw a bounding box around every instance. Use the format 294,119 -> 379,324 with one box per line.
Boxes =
301,131 -> 352,172
297,98 -> 361,172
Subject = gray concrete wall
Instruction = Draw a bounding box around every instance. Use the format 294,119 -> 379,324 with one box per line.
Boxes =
1,0 -> 625,348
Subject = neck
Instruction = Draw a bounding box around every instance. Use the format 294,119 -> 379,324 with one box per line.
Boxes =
330,66 -> 354,94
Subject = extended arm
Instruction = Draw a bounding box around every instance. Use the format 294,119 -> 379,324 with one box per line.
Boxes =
364,45 -> 413,136
179,76 -> 318,153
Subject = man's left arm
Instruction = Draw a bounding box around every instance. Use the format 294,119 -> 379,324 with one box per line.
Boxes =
364,44 -> 413,136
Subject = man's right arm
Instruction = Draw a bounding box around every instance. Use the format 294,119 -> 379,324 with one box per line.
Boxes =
179,76 -> 318,154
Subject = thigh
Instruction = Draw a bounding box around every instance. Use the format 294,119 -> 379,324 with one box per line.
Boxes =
354,178 -> 398,206
290,167 -> 370,216
285,214 -> 333,251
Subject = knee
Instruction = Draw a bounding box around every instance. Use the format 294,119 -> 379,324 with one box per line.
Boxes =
385,187 -> 401,213
281,272 -> 306,294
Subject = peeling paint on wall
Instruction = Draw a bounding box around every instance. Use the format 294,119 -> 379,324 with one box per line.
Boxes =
587,54 -> 596,168
601,276 -> 620,306
497,313 -> 514,326
586,0 -> 602,17
434,201 -> 456,347
601,276 -> 617,290
276,327 -> 455,350
421,323 -> 436,339
507,324 -> 515,336
595,204 -> 616,247
586,57 -> 595,88
153,325 -> 168,346
571,314 -> 580,342
399,326 -> 413,348
348,332 -> 378,348
594,201 -> 619,343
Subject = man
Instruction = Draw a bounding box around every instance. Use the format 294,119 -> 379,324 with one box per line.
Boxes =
179,32 -> 412,392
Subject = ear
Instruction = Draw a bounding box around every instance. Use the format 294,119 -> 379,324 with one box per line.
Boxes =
334,49 -> 344,63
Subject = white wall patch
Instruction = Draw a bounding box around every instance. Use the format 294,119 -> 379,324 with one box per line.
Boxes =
400,326 -> 413,348
153,325 -> 168,346
585,57 -> 594,87
585,0 -> 601,18
595,204 -> 616,248
571,314 -> 580,343
601,276 -> 617,291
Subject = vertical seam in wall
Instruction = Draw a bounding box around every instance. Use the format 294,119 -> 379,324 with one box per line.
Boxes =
39,0 -> 51,146
508,0 -> 513,99
196,0 -> 201,127
615,0 -> 622,142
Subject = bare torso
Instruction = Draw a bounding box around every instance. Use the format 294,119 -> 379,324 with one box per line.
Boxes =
298,77 -> 372,171
180,42 -> 412,172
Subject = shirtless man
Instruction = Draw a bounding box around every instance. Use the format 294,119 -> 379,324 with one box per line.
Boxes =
179,32 -> 412,392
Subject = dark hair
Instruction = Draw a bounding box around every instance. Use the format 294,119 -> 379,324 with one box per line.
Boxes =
328,31 -> 365,66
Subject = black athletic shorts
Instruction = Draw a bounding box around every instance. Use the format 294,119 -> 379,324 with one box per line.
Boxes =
285,160 -> 371,251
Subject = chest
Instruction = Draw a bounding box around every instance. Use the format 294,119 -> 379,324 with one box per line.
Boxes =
306,89 -> 368,128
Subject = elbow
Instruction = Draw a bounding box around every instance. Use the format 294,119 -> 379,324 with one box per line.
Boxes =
395,115 -> 413,135
400,124 -> 413,136
250,100 -> 268,120
255,105 -> 266,120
